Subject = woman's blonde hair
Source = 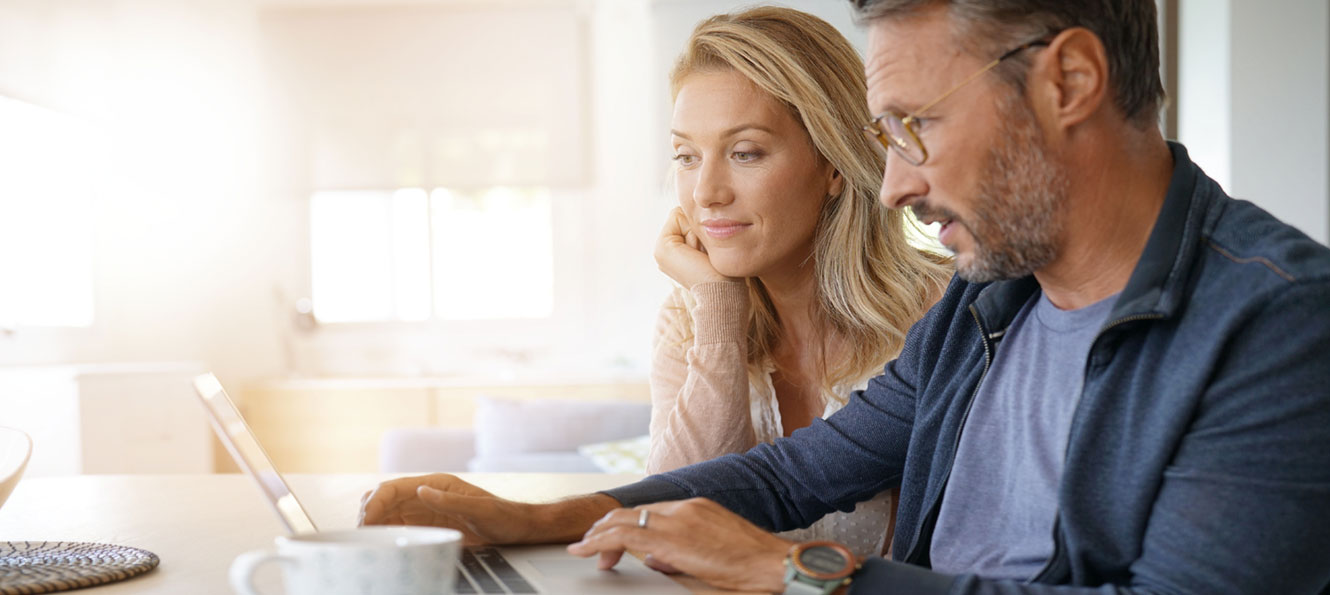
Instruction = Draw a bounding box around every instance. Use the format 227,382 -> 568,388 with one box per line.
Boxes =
668,6 -> 951,401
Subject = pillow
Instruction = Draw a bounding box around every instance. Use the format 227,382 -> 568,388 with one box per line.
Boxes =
577,434 -> 649,474
467,452 -> 602,473
378,427 -> 476,473
472,396 -> 651,457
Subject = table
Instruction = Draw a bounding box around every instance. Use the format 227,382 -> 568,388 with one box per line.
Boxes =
0,473 -> 743,594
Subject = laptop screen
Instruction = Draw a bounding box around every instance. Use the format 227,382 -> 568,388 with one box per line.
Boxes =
193,373 -> 318,535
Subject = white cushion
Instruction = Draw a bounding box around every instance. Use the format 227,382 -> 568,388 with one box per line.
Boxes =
577,434 -> 649,474
472,396 -> 651,457
378,427 -> 476,473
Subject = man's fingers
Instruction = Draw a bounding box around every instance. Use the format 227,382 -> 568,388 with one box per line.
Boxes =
416,484 -> 489,514
596,549 -> 626,571
356,490 -> 373,525
360,484 -> 396,525
643,553 -> 682,574
418,484 -> 443,501
415,486 -> 494,539
587,506 -> 674,537
568,523 -> 662,558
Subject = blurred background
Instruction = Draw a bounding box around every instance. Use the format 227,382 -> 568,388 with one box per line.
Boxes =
0,0 -> 1326,476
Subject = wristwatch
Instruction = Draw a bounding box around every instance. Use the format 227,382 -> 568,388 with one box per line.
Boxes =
782,540 -> 858,595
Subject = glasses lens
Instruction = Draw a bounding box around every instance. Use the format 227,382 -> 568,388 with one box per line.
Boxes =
863,125 -> 890,161
883,114 -> 926,165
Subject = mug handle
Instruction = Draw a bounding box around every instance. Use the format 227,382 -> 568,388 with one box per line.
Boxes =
229,549 -> 296,595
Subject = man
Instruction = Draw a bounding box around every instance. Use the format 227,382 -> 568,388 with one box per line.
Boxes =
360,1 -> 1330,592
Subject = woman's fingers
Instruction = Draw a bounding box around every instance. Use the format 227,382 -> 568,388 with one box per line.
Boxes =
658,207 -> 686,242
684,228 -> 703,252
655,207 -> 730,288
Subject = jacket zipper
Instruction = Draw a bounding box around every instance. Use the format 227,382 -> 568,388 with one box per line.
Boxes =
1028,312 -> 1166,583
902,304 -> 997,564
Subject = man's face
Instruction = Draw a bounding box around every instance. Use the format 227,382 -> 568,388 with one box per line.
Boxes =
864,7 -> 1068,282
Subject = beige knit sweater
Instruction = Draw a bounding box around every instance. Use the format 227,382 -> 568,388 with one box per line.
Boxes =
646,281 -> 894,557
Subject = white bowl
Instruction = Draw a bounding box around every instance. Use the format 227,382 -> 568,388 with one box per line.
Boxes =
0,426 -> 32,510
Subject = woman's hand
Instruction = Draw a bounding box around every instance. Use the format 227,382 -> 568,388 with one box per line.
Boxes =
654,207 -> 735,289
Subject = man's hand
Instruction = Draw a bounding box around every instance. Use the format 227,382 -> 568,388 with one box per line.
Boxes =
654,207 -> 736,289
358,473 -> 617,545
567,497 -> 792,592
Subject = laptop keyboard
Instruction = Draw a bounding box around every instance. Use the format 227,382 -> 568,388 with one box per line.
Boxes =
455,547 -> 538,594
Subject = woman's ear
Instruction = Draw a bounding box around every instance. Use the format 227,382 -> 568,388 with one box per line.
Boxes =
827,168 -> 845,197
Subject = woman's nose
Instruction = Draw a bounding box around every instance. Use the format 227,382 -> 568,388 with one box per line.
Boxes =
693,159 -> 735,208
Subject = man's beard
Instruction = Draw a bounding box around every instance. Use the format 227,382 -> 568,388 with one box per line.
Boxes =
916,93 -> 1069,283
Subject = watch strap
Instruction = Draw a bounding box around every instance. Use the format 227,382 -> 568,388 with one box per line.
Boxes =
782,578 -> 833,595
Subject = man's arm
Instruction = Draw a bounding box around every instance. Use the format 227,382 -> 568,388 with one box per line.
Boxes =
847,280 -> 1330,594
359,474 -> 618,545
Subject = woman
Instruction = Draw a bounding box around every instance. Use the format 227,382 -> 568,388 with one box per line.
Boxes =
648,6 -> 951,557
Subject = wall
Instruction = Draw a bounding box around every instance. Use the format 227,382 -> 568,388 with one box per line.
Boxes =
0,0 -> 286,388
1179,0 -> 1330,245
4,0 -> 1326,401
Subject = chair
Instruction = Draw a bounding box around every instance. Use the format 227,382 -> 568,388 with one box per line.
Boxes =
0,426 -> 32,510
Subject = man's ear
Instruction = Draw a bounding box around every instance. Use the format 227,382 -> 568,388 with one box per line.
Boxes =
1029,27 -> 1110,134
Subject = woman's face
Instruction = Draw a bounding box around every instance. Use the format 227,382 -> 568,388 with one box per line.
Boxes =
671,70 -> 840,280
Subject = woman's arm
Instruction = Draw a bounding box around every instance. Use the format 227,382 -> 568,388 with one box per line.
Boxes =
646,282 -> 758,473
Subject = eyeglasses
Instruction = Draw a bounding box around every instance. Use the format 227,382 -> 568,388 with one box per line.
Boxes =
862,38 -> 1053,166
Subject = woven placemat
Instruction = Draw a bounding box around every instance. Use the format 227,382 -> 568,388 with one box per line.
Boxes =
0,541 -> 159,595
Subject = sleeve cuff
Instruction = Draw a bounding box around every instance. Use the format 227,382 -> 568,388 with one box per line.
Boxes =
691,281 -> 749,345
598,477 -> 692,508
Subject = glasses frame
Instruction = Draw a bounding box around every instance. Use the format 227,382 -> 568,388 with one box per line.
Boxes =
863,37 -> 1053,166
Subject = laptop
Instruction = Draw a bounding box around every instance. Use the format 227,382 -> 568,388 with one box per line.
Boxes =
193,373 -> 688,594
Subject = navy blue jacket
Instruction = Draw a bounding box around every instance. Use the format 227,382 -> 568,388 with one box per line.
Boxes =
607,143 -> 1330,593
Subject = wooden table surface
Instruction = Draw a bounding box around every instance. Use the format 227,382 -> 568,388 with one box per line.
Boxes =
0,473 -> 747,594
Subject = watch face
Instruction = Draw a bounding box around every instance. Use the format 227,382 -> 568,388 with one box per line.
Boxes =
798,545 -> 850,578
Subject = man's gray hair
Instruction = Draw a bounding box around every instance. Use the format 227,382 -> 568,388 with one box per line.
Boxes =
850,0 -> 1164,128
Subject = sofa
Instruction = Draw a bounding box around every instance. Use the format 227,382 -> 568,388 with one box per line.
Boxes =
379,395 -> 651,473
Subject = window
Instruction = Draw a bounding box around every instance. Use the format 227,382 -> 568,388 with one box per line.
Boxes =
310,187 -> 553,323
0,95 -> 97,329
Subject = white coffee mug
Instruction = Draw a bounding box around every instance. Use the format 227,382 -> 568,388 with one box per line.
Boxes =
230,526 -> 461,595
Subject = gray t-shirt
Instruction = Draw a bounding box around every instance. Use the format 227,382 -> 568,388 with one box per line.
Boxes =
930,289 -> 1117,580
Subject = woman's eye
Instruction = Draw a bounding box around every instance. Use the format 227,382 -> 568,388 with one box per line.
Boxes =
732,151 -> 762,162
672,154 -> 698,167
909,118 -> 929,132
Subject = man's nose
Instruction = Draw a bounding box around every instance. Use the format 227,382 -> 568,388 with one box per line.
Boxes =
879,152 -> 925,210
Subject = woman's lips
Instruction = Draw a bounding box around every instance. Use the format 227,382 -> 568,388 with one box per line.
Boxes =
701,220 -> 751,239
